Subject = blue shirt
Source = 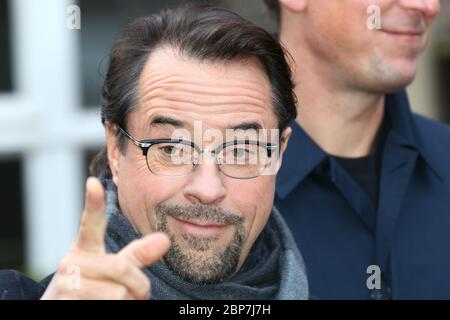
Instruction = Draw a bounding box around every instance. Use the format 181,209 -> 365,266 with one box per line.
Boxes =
275,91 -> 450,299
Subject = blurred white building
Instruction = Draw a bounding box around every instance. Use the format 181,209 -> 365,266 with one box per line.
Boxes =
0,0 -> 449,278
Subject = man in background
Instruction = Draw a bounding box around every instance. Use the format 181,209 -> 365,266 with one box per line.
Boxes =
265,0 -> 450,299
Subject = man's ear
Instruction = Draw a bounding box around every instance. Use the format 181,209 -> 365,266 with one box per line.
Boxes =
276,126 -> 292,171
279,0 -> 307,13
105,122 -> 121,186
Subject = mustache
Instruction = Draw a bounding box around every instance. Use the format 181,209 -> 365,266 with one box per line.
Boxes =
155,203 -> 244,225
381,14 -> 426,33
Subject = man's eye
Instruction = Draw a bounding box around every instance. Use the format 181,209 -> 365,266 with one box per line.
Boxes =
159,145 -> 184,156
233,148 -> 248,158
160,146 -> 175,155
229,147 -> 257,162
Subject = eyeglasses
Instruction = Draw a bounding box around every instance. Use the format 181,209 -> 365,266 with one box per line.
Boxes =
118,127 -> 279,179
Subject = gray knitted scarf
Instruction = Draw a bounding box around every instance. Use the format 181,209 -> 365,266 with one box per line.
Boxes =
101,173 -> 309,300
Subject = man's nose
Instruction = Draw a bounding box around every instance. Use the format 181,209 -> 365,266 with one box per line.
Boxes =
183,157 -> 226,206
399,0 -> 441,20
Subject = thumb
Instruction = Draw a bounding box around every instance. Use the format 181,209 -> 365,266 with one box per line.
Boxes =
75,177 -> 106,253
119,232 -> 171,269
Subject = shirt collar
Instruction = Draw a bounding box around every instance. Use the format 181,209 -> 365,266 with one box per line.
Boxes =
276,90 -> 444,199
276,120 -> 327,199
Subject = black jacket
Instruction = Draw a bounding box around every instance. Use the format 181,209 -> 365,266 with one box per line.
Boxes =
0,270 -> 50,300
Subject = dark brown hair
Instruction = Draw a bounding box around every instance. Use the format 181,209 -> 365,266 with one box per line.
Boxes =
91,4 -> 296,176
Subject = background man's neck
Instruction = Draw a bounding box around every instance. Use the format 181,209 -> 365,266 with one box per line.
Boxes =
295,84 -> 385,158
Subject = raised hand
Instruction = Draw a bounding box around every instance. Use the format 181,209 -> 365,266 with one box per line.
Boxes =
41,177 -> 171,300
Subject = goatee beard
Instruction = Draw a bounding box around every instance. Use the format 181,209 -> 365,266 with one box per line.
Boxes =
155,203 -> 245,284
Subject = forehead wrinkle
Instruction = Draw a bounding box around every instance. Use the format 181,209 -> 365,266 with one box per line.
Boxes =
140,73 -> 270,95
138,77 -> 272,119
139,107 -> 273,132
142,106 -> 269,121
139,75 -> 270,107
144,93 -> 268,111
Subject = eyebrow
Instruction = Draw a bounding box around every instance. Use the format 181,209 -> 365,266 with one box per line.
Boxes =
150,117 -> 263,131
150,116 -> 185,128
228,122 -> 263,131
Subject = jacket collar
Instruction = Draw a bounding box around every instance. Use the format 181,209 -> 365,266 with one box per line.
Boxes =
386,90 -> 445,182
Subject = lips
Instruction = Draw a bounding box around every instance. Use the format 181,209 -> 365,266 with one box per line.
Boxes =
380,28 -> 425,48
171,216 -> 228,237
382,29 -> 423,36
175,217 -> 226,228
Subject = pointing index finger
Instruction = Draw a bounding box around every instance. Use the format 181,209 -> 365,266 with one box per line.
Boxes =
75,177 -> 106,253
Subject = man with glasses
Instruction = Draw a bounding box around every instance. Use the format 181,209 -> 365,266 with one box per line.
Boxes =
0,5 -> 308,300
